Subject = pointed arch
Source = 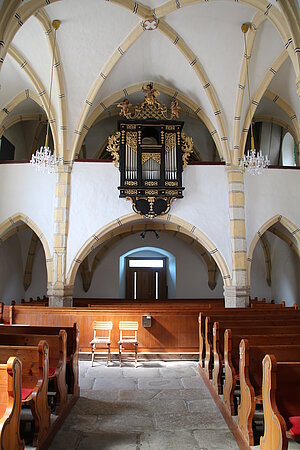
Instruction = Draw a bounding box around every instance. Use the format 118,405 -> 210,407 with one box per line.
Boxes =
74,82 -> 223,161
67,213 -> 232,289
239,49 -> 289,161
0,89 -> 43,133
0,213 -> 53,284
7,46 -> 59,152
247,214 -> 300,284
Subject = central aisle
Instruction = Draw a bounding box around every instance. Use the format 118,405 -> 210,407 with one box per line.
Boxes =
50,360 -> 239,449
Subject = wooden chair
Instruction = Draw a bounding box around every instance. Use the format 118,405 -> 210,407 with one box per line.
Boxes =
118,321 -> 138,367
90,321 -> 113,366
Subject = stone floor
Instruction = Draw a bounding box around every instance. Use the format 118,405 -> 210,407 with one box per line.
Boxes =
49,359 -> 240,450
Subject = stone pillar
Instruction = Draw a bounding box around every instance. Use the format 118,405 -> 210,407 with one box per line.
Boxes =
48,163 -> 73,307
225,167 -> 249,307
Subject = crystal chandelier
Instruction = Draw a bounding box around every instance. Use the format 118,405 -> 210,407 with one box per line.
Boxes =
30,20 -> 60,174
239,23 -> 270,175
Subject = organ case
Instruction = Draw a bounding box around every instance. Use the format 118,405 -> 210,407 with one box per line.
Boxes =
107,84 -> 193,218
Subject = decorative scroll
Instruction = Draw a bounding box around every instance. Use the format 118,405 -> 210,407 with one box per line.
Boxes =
165,181 -> 178,186
117,83 -> 181,120
181,131 -> 193,169
142,153 -> 161,165
124,180 -> 138,186
165,133 -> 176,153
144,181 -> 158,186
107,131 -> 120,168
126,132 -> 137,151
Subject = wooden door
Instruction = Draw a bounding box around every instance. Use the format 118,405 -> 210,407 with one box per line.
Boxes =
126,258 -> 167,300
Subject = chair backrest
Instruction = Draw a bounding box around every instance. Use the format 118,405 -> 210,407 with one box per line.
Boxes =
93,321 -> 113,340
119,321 -> 138,341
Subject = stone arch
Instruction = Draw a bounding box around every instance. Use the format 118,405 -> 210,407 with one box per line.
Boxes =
0,212 -> 53,285
0,89 -> 44,136
75,82 -> 223,161
247,214 -> 300,285
67,213 -> 232,290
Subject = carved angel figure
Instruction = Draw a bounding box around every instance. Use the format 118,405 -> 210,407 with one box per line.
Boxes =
142,82 -> 160,104
117,99 -> 131,117
170,99 -> 180,119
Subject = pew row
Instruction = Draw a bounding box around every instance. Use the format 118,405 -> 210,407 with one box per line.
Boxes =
198,308 -> 300,368
0,324 -> 79,396
0,331 -> 67,414
261,355 -> 300,450
0,356 -> 24,450
205,317 -> 300,380
212,319 -> 300,394
0,341 -> 50,448
223,330 -> 300,416
238,339 -> 300,446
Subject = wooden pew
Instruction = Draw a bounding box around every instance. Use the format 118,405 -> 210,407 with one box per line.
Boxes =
223,330 -> 300,415
0,331 -> 67,414
0,341 -> 50,448
260,355 -> 300,450
202,312 -> 300,377
0,356 -> 24,449
212,318 -> 300,393
0,324 -> 79,396
238,339 -> 300,446
198,308 -> 300,368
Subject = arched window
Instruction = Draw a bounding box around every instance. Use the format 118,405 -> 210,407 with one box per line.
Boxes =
281,132 -> 296,166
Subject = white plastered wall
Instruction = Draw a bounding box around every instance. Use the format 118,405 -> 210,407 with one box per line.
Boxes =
67,163 -> 232,275
73,231 -> 223,299
244,169 -> 300,252
0,164 -> 55,254
250,233 -> 300,306
0,229 -> 47,304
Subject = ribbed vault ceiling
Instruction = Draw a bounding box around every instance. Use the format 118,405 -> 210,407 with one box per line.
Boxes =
0,0 -> 299,164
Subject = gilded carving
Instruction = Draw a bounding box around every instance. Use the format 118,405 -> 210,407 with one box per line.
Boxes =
107,131 -> 120,168
126,132 -> 137,151
144,181 -> 158,186
142,153 -> 161,165
181,131 -> 193,169
165,133 -> 176,153
165,181 -> 178,186
145,190 -> 159,195
124,181 -> 138,186
117,83 -> 180,120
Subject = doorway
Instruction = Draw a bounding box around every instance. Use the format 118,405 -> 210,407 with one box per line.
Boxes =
125,257 -> 167,300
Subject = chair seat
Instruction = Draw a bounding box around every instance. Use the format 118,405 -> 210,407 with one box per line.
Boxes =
119,339 -> 138,344
90,338 -> 111,344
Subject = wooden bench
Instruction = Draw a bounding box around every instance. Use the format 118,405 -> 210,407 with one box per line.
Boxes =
0,323 -> 79,396
223,330 -> 300,415
205,317 -> 300,379
0,356 -> 24,449
212,318 -> 300,393
198,308 -> 300,368
0,331 -> 67,414
261,354 -> 300,449
0,341 -> 50,447
238,339 -> 300,446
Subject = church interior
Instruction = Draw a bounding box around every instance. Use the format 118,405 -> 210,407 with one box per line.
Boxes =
0,0 -> 299,449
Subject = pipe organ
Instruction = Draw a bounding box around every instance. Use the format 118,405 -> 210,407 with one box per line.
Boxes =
107,84 -> 193,218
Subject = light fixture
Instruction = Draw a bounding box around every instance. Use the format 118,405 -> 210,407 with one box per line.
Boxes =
239,22 -> 270,175
140,230 -> 159,239
30,20 -> 60,174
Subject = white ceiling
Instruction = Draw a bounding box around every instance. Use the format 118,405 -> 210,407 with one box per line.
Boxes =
0,0 -> 299,161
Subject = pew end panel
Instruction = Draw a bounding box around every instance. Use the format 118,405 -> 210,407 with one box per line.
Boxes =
0,357 -> 24,450
238,339 -> 256,446
0,341 -> 51,448
212,321 -> 222,394
260,354 -> 288,450
223,329 -> 236,416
